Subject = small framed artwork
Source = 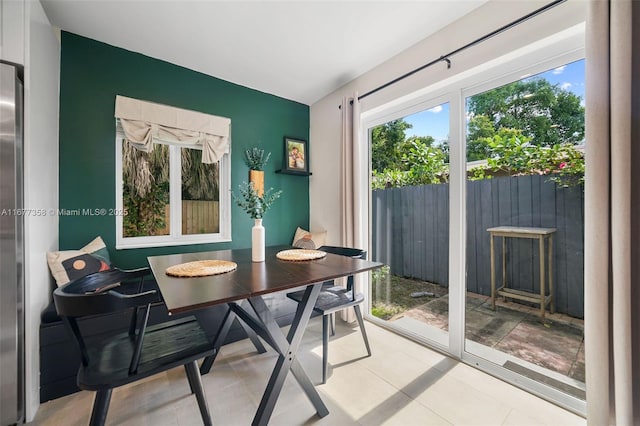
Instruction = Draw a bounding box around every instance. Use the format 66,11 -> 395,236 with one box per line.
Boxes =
283,136 -> 309,174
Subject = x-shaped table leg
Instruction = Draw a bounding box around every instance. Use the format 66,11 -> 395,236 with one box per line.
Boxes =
248,282 -> 329,426
200,301 -> 267,375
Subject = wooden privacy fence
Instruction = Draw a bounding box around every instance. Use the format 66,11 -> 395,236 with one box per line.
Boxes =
162,200 -> 219,234
372,174 -> 585,318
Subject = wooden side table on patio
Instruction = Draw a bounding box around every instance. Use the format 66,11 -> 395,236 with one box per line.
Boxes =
487,226 -> 556,320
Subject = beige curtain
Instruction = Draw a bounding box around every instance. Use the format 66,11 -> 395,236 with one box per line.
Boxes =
114,95 -> 230,163
584,0 -> 640,424
340,93 -> 364,322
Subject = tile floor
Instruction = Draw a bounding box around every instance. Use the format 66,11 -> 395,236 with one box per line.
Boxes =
31,319 -> 586,426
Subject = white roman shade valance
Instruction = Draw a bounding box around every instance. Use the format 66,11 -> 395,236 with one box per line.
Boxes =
114,95 -> 231,163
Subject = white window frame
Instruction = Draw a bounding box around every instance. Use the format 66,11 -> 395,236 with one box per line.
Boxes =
115,129 -> 232,249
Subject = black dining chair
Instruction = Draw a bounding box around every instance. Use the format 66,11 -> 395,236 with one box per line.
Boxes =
53,267 -> 214,426
286,245 -> 371,384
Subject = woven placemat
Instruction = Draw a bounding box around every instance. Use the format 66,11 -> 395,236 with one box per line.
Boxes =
276,249 -> 327,261
166,260 -> 237,277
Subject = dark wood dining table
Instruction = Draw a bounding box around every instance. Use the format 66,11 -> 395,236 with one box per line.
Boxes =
147,245 -> 382,426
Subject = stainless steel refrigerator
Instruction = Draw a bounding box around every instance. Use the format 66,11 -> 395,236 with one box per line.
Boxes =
0,61 -> 24,425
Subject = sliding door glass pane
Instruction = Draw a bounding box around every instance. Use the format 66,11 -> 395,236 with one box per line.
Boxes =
464,59 -> 585,399
370,102 -> 450,346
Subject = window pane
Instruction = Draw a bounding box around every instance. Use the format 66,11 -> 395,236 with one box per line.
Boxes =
181,148 -> 220,235
122,140 -> 170,237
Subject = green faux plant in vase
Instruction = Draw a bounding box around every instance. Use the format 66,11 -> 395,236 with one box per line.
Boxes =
232,181 -> 282,219
233,181 -> 282,262
244,147 -> 271,197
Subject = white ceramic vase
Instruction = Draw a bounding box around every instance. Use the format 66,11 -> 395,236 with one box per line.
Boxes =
252,218 -> 265,262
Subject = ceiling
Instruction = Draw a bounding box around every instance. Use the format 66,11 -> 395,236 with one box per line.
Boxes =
41,1 -> 489,105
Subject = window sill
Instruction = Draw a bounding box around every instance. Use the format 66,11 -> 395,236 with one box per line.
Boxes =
116,235 -> 232,250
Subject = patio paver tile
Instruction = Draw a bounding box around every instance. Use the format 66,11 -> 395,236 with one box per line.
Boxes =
380,288 -> 585,385
494,317 -> 583,375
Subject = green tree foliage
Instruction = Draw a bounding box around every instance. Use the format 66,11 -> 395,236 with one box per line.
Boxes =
468,128 -> 584,186
438,138 -> 450,164
466,115 -> 496,161
467,78 -> 584,156
401,139 -> 448,183
181,148 -> 219,201
403,135 -> 435,149
371,119 -> 412,172
483,129 -> 534,173
371,76 -> 585,189
371,133 -> 448,189
122,141 -> 170,237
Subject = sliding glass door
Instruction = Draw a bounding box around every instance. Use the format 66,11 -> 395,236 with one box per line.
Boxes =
363,50 -> 586,414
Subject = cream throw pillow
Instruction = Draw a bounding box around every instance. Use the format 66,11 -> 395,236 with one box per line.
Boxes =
292,227 -> 327,250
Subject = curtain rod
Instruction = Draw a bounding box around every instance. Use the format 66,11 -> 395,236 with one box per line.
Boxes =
339,0 -> 566,108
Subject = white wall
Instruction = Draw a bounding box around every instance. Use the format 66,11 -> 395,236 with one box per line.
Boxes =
309,0 -> 586,244
23,0 -> 59,421
0,0 -> 25,64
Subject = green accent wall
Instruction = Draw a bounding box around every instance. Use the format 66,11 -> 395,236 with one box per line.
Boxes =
59,32 -> 310,268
